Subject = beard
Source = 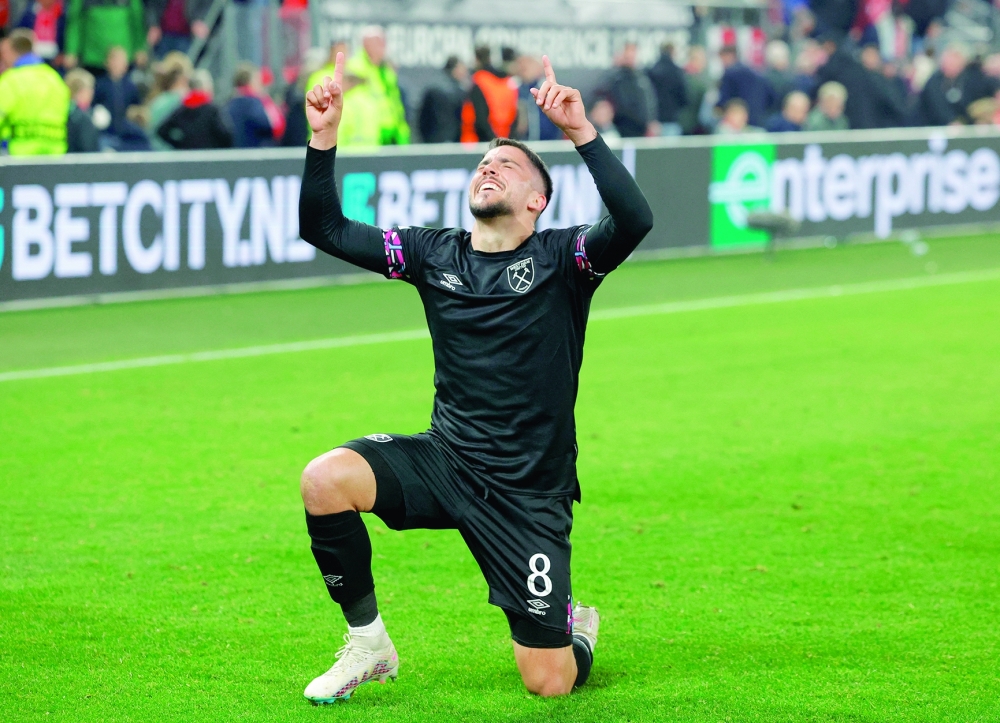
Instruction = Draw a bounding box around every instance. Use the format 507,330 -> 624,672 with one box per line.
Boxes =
469,197 -> 514,220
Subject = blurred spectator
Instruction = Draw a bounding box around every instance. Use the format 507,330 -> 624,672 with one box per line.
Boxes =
816,36 -> 904,129
346,26 -> 409,144
501,46 -> 518,76
860,43 -> 908,123
903,0 -> 949,47
145,0 -> 211,59
714,98 -> 763,134
808,0 -> 858,41
226,62 -> 284,147
65,67 -> 100,152
805,80 -> 849,130
513,54 -> 563,141
157,69 -> 233,149
791,40 -> 821,97
16,0 -> 65,67
917,43 -> 998,126
679,44 -> 708,135
646,42 -> 687,136
64,0 -> 145,74
284,45 -> 328,147
599,42 -> 658,137
589,98 -> 620,140
764,40 -> 795,111
766,90 -> 811,131
418,55 -> 467,143
94,46 -> 141,140
0,28 -> 70,154
148,51 -> 192,149
967,91 -> 1000,125
460,44 -> 517,142
337,68 -> 384,148
716,44 -> 776,128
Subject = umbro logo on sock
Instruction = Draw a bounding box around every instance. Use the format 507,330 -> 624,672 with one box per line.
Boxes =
323,575 -> 343,587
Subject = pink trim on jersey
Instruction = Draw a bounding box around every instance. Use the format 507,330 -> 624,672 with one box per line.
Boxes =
574,228 -> 603,280
383,228 -> 406,279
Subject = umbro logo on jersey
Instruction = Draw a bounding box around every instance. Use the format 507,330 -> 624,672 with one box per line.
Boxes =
323,575 -> 343,587
365,434 -> 393,443
440,273 -> 463,291
526,598 -> 550,616
507,257 -> 534,293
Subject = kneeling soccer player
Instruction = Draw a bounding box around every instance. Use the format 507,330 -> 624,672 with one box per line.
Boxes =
296,52 -> 653,702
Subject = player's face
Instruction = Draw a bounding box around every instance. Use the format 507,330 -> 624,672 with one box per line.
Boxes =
469,147 -> 545,220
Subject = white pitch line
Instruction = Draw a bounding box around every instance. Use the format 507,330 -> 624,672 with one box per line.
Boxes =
2,267 -> 998,384
0,329 -> 430,383
588,266 -> 1000,320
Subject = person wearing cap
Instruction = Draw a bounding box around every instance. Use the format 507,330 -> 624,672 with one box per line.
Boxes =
0,28 -> 71,155
345,26 -> 410,145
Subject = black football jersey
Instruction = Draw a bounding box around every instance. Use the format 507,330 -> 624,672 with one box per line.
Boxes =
299,135 -> 653,497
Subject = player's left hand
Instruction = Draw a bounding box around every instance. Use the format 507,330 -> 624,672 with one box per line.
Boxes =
530,55 -> 598,147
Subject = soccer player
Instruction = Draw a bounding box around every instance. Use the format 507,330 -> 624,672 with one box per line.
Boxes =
297,52 -> 653,703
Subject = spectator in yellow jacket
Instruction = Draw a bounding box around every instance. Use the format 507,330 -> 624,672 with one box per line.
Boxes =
337,71 -> 382,148
0,29 -> 71,155
345,26 -> 409,145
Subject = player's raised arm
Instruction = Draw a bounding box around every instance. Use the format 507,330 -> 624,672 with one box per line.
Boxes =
533,55 -> 654,276
298,52 -> 392,277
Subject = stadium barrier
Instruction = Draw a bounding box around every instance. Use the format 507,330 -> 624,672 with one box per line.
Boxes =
3,126 -> 1000,308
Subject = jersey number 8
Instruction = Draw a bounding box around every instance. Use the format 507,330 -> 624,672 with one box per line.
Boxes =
527,553 -> 553,597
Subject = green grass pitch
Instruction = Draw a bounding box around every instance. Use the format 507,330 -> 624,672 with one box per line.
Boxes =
2,234 -> 1000,722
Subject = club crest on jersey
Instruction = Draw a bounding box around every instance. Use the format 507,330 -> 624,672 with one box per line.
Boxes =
506,257 -> 534,293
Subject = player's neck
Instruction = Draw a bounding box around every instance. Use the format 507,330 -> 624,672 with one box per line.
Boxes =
470,215 -> 536,253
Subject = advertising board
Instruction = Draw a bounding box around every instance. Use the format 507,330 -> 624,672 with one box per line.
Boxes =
3,128 -> 999,307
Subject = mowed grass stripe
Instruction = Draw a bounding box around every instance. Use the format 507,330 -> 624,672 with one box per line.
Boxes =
3,266 -> 999,384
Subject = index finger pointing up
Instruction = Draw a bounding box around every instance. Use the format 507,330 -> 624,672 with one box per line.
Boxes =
542,54 -> 557,83
333,51 -> 345,88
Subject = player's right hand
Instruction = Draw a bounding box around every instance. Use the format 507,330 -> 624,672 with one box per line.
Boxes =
306,51 -> 345,149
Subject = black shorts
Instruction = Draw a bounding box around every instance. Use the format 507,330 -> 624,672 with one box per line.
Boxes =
342,432 -> 575,649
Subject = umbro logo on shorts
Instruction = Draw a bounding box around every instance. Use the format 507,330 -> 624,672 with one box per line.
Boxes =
365,434 -> 393,443
323,575 -> 343,587
526,599 -> 550,616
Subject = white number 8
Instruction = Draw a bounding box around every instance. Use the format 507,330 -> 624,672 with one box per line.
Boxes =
527,553 -> 553,597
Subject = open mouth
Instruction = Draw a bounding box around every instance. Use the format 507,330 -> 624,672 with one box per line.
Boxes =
478,180 -> 502,194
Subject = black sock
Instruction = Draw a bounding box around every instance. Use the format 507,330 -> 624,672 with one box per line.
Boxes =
305,510 -> 377,625
572,636 -> 593,688
342,591 -> 379,627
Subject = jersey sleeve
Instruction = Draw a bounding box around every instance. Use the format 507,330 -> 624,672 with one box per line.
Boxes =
299,145 -> 427,282
569,134 -> 654,282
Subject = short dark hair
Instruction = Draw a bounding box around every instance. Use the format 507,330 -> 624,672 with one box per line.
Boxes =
720,44 -> 738,56
444,55 -> 460,73
474,45 -> 491,67
233,62 -> 256,88
487,137 -> 553,209
8,28 -> 34,56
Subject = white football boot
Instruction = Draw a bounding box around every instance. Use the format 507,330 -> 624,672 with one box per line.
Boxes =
572,603 -> 600,653
303,631 -> 398,704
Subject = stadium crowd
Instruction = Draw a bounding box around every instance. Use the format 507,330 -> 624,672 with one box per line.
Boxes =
2,0 -> 1000,155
